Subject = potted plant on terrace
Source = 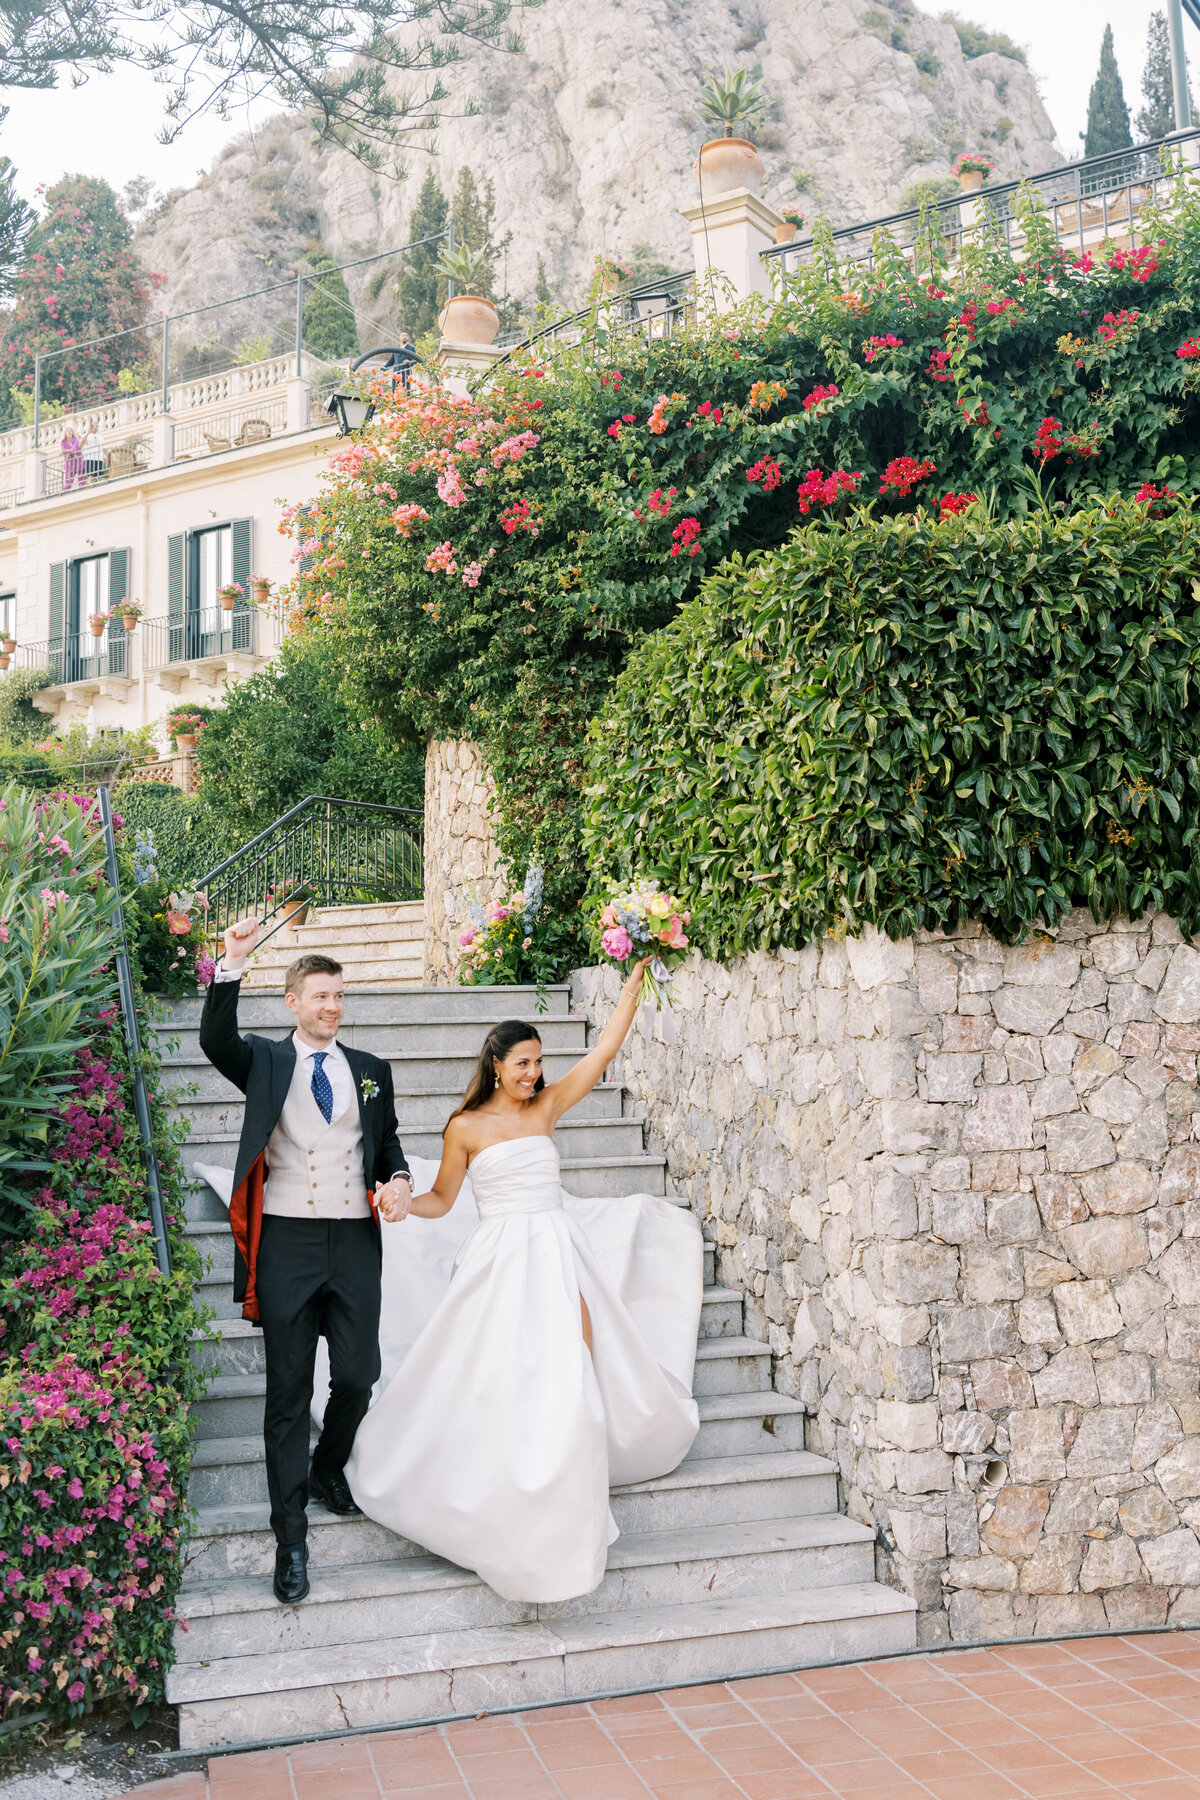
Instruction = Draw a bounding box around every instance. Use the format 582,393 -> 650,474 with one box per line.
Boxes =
2,631 -> 15,655
775,208 -> 805,245
250,573 -> 272,606
112,597 -> 143,631
88,612 -> 108,639
695,65 -> 766,196
167,707 -> 209,751
435,244 -> 500,347
952,152 -> 996,193
218,582 -> 243,613
266,876 -> 310,928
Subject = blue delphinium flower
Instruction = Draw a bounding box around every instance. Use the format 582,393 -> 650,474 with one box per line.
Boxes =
133,830 -> 157,885
522,859 -> 544,923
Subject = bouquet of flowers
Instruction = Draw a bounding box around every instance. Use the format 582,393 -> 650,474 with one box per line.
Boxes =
598,880 -> 691,1019
456,861 -> 549,990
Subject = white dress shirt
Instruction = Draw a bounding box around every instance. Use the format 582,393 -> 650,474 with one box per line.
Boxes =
213,958 -> 354,1117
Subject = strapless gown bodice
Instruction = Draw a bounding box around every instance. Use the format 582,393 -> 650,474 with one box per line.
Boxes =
343,1135 -> 703,1603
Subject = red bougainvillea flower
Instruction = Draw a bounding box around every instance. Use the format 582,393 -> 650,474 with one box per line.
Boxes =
499,498 -> 542,537
746,456 -> 783,491
1098,309 -> 1139,343
925,349 -> 952,383
1134,482 -> 1182,516
796,468 -> 861,513
802,383 -> 839,412
863,333 -> 903,362
1177,339 -> 1200,359
958,397 -> 990,426
938,491 -> 979,516
600,369 -> 623,389
879,456 -> 936,497
647,486 -> 677,515
1032,417 -> 1064,465
695,399 -> 724,425
669,517 -> 702,557
1108,244 -> 1161,283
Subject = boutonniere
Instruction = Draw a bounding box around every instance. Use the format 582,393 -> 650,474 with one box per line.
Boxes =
359,1075 -> 380,1102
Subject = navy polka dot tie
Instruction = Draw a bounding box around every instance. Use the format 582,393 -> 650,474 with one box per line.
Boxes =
310,1050 -> 334,1123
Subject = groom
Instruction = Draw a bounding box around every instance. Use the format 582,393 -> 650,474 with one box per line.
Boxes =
200,916 -> 414,1604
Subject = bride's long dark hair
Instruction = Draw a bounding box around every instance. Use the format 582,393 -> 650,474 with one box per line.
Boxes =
450,1019 -> 544,1123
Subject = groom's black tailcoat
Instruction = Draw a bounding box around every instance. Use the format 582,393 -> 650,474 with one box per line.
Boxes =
198,976 -> 411,1546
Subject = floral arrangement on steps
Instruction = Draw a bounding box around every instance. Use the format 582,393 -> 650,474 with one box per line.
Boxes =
455,861 -> 573,991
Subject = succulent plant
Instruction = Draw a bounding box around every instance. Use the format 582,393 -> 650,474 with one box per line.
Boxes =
698,65 -> 766,138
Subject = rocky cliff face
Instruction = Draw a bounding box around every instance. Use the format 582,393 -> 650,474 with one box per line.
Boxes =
138,0 -> 1060,351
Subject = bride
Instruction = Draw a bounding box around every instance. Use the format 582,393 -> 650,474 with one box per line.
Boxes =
345,963 -> 703,1602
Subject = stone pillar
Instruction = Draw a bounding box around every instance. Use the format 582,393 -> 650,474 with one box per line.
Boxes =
422,737 -> 507,982
22,449 -> 46,503
150,416 -> 175,468
438,342 -> 502,399
286,377 -> 312,434
680,189 -> 781,309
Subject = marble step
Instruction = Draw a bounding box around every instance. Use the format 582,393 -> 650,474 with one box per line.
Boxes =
239,939 -> 425,970
192,1375 -> 805,1457
184,1452 -> 837,1577
173,1106 -> 643,1169
160,1015 -> 590,1064
175,1514 -> 878,1663
152,986 -> 573,1030
169,1582 -> 917,1749
292,902 -> 425,929
181,1147 -> 670,1201
164,1047 -> 606,1105
188,1319 -> 767,1396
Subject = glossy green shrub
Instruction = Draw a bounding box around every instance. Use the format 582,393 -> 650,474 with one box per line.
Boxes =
583,498 -> 1200,951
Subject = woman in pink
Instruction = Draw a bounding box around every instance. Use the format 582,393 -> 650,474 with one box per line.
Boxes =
60,428 -> 83,491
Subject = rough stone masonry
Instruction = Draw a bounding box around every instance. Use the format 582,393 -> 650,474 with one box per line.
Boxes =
574,911 -> 1200,1645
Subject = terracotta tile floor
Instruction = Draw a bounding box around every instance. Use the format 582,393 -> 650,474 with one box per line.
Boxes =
118,1632 -> 1200,1800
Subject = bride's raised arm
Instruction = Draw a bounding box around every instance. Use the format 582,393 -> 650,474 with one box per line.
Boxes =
406,1121 -> 471,1218
541,958 -> 649,1124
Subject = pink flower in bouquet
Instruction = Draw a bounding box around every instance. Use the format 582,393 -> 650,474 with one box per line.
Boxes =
600,904 -> 618,927
660,914 -> 689,950
602,925 -> 633,961
459,928 -> 476,947
166,911 -> 192,936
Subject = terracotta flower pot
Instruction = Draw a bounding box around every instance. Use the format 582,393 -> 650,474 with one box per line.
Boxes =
437,293 -> 500,346
277,897 -> 309,927
253,580 -> 271,606
90,618 -> 107,638
693,136 -> 765,198
774,222 -> 798,245
175,733 -> 197,751
957,169 -> 985,193
119,611 -> 138,631
2,637 -> 15,654
219,592 -> 238,612
0,654 -> 10,671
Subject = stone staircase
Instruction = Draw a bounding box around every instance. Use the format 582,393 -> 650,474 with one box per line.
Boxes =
157,908 -> 915,1750
237,901 -> 423,991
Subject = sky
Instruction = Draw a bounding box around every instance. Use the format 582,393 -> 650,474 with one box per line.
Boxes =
0,1 -> 1181,209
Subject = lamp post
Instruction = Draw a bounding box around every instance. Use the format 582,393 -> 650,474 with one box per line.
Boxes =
324,344 -> 423,433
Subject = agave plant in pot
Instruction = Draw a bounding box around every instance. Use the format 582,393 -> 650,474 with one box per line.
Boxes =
695,65 -> 767,197
435,243 -> 500,347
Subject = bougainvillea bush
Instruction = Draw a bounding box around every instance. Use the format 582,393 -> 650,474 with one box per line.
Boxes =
284,166 -> 1200,958
0,788 -> 204,1720
583,497 -> 1200,953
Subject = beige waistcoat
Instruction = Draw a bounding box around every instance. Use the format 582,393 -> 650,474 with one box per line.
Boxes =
262,1063 -> 370,1219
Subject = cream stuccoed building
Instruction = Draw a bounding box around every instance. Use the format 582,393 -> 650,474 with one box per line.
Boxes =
0,356 -> 337,744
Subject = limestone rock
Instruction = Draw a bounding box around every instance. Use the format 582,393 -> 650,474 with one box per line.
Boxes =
981,1486 -> 1050,1558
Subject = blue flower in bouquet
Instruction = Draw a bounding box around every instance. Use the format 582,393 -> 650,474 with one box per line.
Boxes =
133,830 -> 157,886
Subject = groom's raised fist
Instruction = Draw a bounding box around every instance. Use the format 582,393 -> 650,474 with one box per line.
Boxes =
223,915 -> 262,967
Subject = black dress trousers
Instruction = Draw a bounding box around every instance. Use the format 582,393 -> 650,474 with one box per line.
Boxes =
254,1214 -> 382,1546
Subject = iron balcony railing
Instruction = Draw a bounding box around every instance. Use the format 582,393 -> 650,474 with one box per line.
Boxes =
763,127 -> 1200,279
485,270 -> 696,383
14,633 -> 132,682
142,604 -> 262,670
196,795 -> 424,952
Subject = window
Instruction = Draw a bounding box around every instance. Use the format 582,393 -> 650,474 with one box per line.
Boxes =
192,525 -> 234,616
166,519 -> 252,664
0,594 -> 13,642
72,554 -> 110,654
47,549 -> 130,681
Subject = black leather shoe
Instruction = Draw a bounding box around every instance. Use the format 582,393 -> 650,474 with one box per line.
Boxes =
273,1542 -> 309,1605
308,1462 -> 361,1516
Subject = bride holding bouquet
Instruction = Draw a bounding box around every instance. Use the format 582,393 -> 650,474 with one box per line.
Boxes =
347,896 -> 702,1604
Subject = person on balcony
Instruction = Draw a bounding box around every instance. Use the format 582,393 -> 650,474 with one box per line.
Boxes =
60,427 -> 83,491
82,427 -> 106,483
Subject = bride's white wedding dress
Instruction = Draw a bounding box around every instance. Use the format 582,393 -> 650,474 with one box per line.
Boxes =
345,1135 -> 703,1602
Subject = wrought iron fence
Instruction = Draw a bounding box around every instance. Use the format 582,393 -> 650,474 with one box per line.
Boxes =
143,604 -> 262,670
44,433 -> 153,498
763,128 -> 1200,281
14,633 -> 131,682
486,271 -> 696,382
196,795 -> 424,951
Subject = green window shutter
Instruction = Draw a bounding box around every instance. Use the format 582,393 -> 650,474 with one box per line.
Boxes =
107,548 -> 130,674
168,533 -> 186,665
48,562 -> 66,679
230,517 -> 254,653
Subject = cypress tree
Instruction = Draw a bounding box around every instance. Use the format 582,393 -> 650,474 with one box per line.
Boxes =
302,253 -> 359,359
1085,23 -> 1133,157
389,168 -> 449,340
1137,9 -> 1192,139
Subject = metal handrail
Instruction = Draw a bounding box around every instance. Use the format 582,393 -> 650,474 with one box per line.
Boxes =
483,270 -> 695,384
762,126 -> 1200,276
195,794 -> 424,954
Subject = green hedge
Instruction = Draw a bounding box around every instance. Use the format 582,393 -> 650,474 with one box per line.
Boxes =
113,782 -> 237,889
583,498 -> 1200,951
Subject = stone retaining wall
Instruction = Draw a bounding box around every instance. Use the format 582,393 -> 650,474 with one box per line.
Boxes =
573,912 -> 1200,1645
422,738 -> 505,982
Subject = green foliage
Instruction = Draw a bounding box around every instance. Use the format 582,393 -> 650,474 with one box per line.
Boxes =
192,631 -> 423,838
113,782 -> 237,888
287,167 -> 1200,965
126,872 -> 209,996
447,166 -> 511,304
0,721 -> 157,793
0,147 -> 34,298
1137,9 -> 1192,141
0,176 -> 154,411
941,13 -> 1027,64
899,177 -> 959,210
0,666 -> 52,744
303,253 -> 359,360
386,168 -> 449,339
435,241 -> 495,296
0,789 -> 121,1230
583,502 -> 1200,952
1085,23 -> 1133,158
698,64 -> 766,134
